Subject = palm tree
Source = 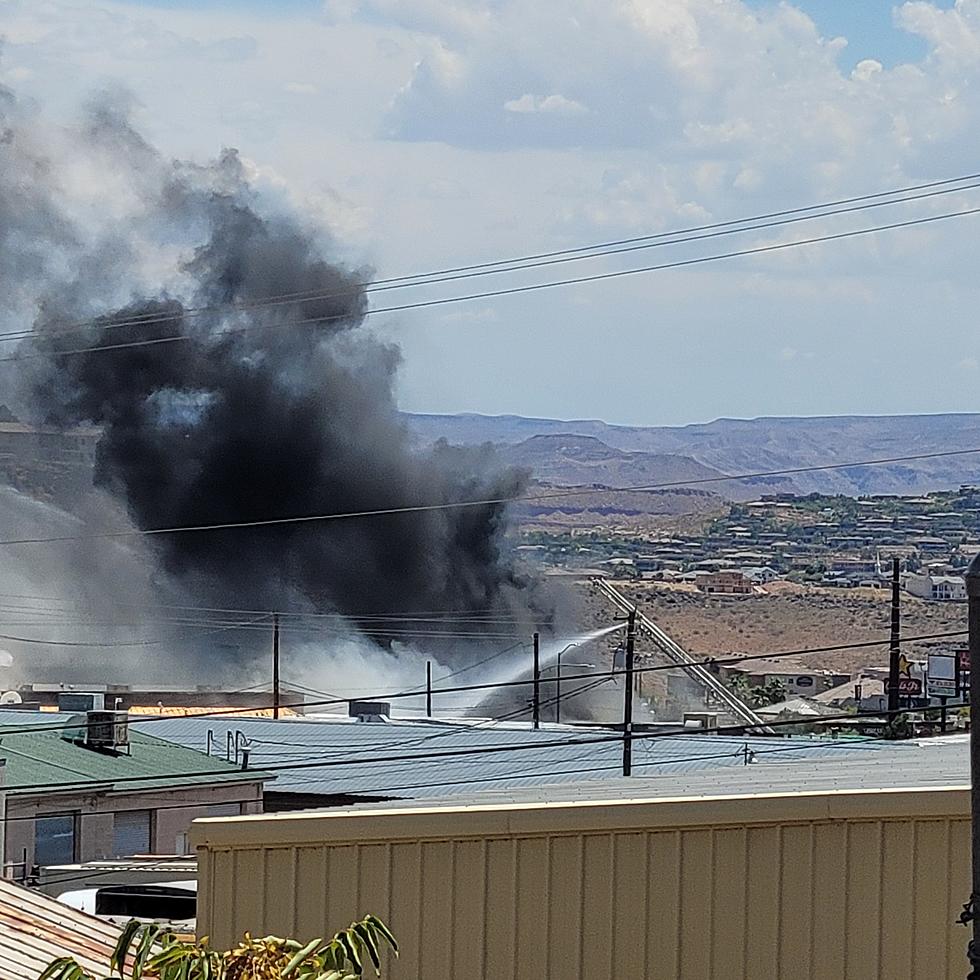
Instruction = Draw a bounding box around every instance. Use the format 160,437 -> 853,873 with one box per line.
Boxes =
40,915 -> 397,980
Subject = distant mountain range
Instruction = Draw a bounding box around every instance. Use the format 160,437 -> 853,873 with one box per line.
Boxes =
406,412 -> 980,497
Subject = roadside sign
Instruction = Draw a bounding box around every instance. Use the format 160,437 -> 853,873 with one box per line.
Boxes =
928,677 -> 957,698
927,654 -> 957,698
928,654 -> 957,681
957,648 -> 970,694
885,677 -> 922,696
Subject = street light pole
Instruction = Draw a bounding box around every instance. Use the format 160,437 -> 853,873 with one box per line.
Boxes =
888,557 -> 901,716
964,553 -> 980,977
550,642 -> 583,725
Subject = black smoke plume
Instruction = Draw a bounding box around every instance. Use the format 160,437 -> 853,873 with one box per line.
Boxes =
24,136 -> 535,645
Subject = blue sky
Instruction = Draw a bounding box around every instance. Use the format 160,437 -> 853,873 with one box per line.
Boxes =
2,0 -> 980,426
748,0 -> 947,67
117,0 -> 952,66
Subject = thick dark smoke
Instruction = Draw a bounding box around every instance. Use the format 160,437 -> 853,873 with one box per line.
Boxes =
15,96 -> 537,647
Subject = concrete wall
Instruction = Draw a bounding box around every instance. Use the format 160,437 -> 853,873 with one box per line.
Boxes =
4,782 -> 262,874
193,786 -> 972,980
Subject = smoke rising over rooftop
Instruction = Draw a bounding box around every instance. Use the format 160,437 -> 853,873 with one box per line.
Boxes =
1,82 -> 537,655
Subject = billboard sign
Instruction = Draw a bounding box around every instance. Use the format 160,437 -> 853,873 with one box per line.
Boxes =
927,654 -> 957,698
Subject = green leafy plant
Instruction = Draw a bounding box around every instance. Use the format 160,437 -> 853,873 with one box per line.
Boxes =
39,915 -> 397,980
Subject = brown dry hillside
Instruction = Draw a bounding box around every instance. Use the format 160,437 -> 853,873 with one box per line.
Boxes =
580,581 -> 966,675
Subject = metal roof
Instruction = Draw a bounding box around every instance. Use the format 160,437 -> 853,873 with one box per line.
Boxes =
99,712 -> 893,801
0,876 -> 121,980
0,712 -> 267,794
350,735 -> 967,810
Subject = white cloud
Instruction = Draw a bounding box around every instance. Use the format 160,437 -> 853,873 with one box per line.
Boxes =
5,0 -> 980,423
851,58 -> 883,81
504,93 -> 587,115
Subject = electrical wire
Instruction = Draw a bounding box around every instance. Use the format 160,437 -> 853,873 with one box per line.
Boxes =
4,700 -> 961,795
279,729 -> 897,796
3,200 -> 980,368
5,171 -> 980,346
0,627 -> 965,737
0,446 -> 977,547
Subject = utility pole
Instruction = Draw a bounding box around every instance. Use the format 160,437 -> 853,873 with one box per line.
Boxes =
272,613 -> 281,720
0,759 -> 6,880
555,654 -> 562,726
622,607 -> 636,777
964,554 -> 980,977
426,661 -> 433,718
887,557 -> 901,716
532,632 -> 540,730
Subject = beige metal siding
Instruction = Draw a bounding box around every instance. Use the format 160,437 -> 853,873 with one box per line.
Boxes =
193,788 -> 971,980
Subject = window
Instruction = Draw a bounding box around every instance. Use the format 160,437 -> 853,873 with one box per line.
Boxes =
34,814 -> 77,866
95,884 -> 196,921
205,803 -> 244,818
112,810 -> 152,857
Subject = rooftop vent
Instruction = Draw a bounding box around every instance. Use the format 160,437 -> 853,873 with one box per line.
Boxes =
348,700 -> 390,723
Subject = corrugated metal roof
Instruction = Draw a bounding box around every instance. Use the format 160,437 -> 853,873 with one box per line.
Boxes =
0,877 -> 121,980
130,714 -> 889,800
343,738 -> 964,810
0,713 -> 267,794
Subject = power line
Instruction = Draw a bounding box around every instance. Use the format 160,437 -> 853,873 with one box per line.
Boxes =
0,592 -> 534,623
0,627 -> 965,738
0,446 -> 976,547
3,700 -> 961,795
279,730 -> 897,797
0,729 -> 882,812
6,171 -> 980,346
3,201 -> 980,367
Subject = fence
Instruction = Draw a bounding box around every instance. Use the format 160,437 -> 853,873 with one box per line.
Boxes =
194,786 -> 970,980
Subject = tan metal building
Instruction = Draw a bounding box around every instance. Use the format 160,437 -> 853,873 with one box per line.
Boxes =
193,783 -> 971,980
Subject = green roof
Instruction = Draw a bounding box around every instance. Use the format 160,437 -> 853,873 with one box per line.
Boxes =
0,725 -> 267,795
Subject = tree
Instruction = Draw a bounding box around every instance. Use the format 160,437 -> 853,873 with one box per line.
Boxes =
748,679 -> 786,707
40,915 -> 397,980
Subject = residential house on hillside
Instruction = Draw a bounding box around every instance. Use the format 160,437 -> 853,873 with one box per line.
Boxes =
694,570 -> 753,594
906,573 -> 967,601
0,710 -> 266,878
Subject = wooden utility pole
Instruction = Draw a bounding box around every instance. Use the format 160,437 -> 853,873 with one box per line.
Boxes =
426,661 -> 433,718
532,632 -> 541,730
887,557 -> 901,715
965,554 -> 980,977
622,608 -> 637,776
272,613 -> 281,720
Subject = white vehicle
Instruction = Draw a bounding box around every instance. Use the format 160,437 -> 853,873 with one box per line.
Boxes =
56,879 -> 197,934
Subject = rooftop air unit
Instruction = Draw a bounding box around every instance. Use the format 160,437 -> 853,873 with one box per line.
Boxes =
58,692 -> 105,712
348,700 -> 390,723
682,711 -> 719,731
85,710 -> 130,752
